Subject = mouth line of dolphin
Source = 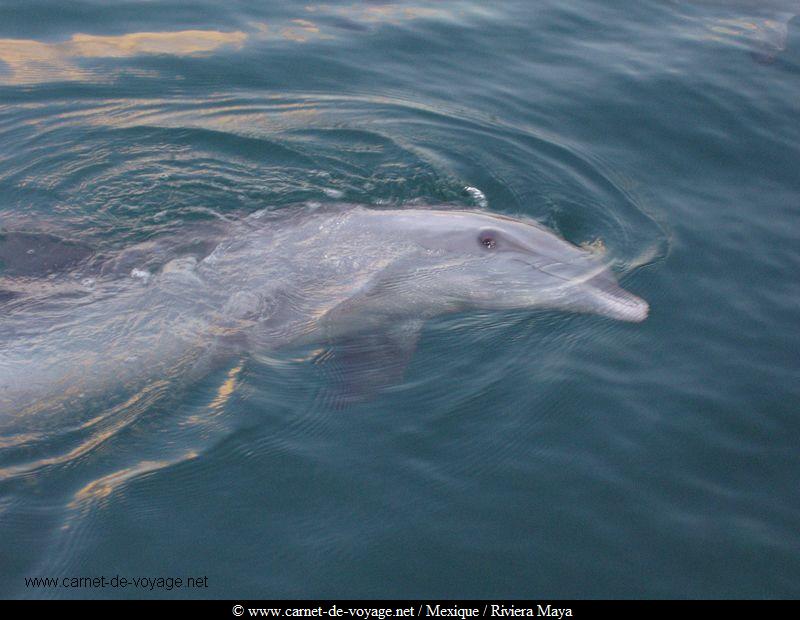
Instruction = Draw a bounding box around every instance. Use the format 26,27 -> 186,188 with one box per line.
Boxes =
493,235 -> 649,322
506,258 -> 648,322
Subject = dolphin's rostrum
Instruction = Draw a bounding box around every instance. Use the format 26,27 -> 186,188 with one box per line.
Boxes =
0,204 -> 648,419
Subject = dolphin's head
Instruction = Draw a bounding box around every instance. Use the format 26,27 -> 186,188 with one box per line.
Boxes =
379,209 -> 649,322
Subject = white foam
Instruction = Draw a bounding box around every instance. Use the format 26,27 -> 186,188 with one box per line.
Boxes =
464,186 -> 488,208
130,268 -> 151,283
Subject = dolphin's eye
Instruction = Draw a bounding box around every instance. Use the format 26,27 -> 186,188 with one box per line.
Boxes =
478,232 -> 496,250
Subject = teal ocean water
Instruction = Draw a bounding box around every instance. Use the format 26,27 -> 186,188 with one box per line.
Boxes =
1,0 -> 799,599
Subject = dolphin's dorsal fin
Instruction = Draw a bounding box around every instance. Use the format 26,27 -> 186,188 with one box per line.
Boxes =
312,320 -> 422,408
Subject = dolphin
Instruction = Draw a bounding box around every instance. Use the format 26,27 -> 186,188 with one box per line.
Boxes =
0,204 -> 648,422
681,0 -> 800,61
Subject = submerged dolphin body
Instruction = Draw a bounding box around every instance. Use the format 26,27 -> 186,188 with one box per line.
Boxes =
683,0 -> 800,61
0,204 -> 648,421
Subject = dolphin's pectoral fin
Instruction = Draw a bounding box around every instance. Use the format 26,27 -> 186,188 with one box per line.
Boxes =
0,230 -> 93,277
313,321 -> 422,408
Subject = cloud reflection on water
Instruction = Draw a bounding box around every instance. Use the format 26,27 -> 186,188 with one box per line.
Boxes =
0,3 -> 474,85
0,29 -> 247,85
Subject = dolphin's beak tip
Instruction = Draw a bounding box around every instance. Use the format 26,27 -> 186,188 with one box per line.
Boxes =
586,274 -> 649,323
632,301 -> 649,323
600,290 -> 649,323
623,297 -> 649,323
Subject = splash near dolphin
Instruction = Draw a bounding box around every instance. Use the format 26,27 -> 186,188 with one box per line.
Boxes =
0,204 -> 648,420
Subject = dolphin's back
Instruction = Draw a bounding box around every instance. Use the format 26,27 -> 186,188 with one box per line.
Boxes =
0,260 -> 215,427
0,205 -> 363,424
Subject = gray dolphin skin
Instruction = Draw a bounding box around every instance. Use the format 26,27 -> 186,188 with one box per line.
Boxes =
684,0 -> 800,60
0,204 -> 648,421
